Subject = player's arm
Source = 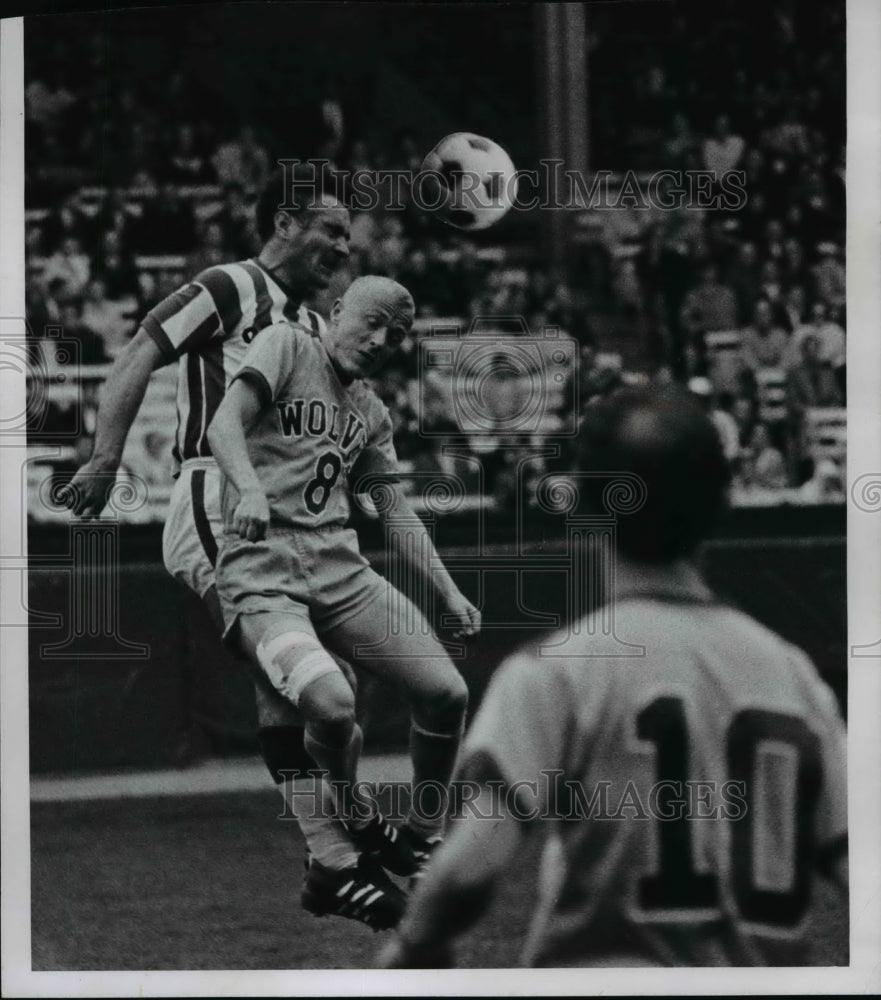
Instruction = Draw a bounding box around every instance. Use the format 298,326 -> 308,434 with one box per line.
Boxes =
381,480 -> 480,639
378,786 -> 523,969
65,327 -> 166,516
206,375 -> 269,542
378,652 -> 571,968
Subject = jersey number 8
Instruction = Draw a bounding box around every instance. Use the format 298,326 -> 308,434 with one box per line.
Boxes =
304,451 -> 343,515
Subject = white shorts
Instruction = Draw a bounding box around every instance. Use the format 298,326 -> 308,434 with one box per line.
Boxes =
162,459 -> 222,598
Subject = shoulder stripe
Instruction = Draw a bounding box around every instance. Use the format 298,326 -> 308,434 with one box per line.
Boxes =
178,313 -> 224,355
195,267 -> 244,337
240,261 -> 274,333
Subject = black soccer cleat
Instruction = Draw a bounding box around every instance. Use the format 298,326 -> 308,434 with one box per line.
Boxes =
404,828 -> 444,888
343,812 -> 422,877
301,855 -> 406,931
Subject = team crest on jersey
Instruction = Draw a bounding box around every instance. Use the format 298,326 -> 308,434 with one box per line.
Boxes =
277,399 -> 366,456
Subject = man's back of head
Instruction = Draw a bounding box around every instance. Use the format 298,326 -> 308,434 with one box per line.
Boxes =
577,386 -> 731,564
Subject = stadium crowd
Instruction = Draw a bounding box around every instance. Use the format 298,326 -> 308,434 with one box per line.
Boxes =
24,1 -> 846,519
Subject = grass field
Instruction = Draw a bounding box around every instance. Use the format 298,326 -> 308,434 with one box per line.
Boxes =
31,785 -> 848,971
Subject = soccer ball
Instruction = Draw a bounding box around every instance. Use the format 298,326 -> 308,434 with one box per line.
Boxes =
420,132 -> 518,231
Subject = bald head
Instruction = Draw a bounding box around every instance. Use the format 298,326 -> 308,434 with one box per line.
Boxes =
577,387 -> 730,563
325,275 -> 416,381
341,276 -> 415,330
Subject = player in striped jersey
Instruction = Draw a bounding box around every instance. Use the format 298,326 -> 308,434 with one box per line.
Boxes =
65,167 -> 406,929
380,387 -> 847,967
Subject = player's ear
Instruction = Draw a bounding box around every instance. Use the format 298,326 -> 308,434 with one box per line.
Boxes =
330,298 -> 343,322
274,209 -> 304,239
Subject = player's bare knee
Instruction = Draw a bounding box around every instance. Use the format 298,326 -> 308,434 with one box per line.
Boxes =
299,672 -> 356,737
413,671 -> 469,731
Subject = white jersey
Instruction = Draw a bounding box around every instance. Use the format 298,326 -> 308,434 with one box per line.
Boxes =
462,581 -> 847,967
142,259 -> 324,473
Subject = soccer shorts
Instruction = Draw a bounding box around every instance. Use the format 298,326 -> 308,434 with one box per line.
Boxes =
162,458 -> 222,599
215,524 -> 389,645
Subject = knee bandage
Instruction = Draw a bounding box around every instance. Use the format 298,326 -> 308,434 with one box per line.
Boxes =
257,631 -> 340,706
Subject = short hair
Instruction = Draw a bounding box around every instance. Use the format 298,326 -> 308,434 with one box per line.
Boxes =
576,387 -> 730,563
255,162 -> 338,243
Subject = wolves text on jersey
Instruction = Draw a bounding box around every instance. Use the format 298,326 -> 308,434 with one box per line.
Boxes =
276,399 -> 367,459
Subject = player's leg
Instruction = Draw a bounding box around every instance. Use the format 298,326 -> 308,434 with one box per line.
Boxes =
236,610 -> 370,827
163,469 -> 357,875
321,583 -> 469,845
234,608 -> 406,927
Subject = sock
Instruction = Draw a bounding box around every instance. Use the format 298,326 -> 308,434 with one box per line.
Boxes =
257,725 -> 358,870
288,776 -> 359,870
304,723 -> 375,830
407,719 -> 464,836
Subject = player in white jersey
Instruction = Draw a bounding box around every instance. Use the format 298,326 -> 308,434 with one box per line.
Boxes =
64,167 -> 407,928
208,276 -> 480,907
379,386 -> 847,967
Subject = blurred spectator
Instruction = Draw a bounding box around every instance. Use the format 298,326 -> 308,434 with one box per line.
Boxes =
790,299 -> 846,388
42,236 -> 90,298
762,106 -> 811,158
446,243 -> 487,317
134,183 -> 197,254
795,458 -> 846,505
740,298 -> 789,372
758,259 -> 784,306
187,221 -> 227,275
800,171 -> 838,246
93,230 -> 141,300
25,67 -> 77,135
781,237 -> 808,288
811,244 -> 846,310
779,284 -> 808,334
726,241 -> 761,325
679,262 -> 738,339
399,248 -> 449,317
663,112 -> 695,168
786,332 -> 843,472
81,278 -> 136,358
42,191 -> 90,253
211,125 -> 270,193
687,376 -> 741,463
763,219 -> 786,265
92,187 -> 139,252
209,182 -> 259,258
410,421 -> 482,496
369,215 -> 408,276
164,122 -> 214,185
737,191 -> 770,244
741,146 -> 769,200
748,422 -> 787,490
55,297 -> 111,364
701,113 -> 745,176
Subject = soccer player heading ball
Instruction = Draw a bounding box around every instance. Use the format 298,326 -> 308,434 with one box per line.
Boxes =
64,164 -> 477,929
379,386 -> 846,968
208,274 -> 480,926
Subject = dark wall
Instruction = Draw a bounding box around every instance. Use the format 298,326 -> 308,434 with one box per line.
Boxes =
28,507 -> 846,772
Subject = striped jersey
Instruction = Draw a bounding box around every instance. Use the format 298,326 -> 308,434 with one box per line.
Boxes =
221,321 -> 399,530
142,259 -> 324,473
462,584 -> 847,967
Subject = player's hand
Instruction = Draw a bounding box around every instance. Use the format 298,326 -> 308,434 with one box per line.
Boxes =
59,460 -> 119,518
375,933 -> 454,969
442,591 -> 481,639
234,489 -> 270,542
